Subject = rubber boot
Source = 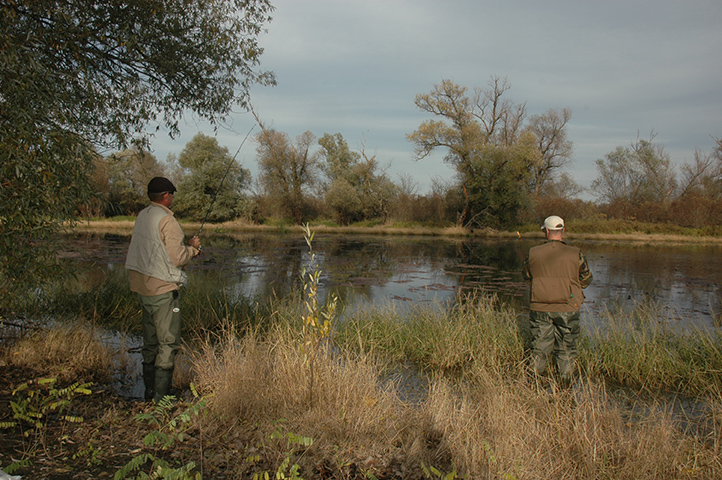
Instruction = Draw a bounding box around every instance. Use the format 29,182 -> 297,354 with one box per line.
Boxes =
142,363 -> 156,401
153,367 -> 174,403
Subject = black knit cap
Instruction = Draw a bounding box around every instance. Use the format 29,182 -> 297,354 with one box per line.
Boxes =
147,177 -> 177,195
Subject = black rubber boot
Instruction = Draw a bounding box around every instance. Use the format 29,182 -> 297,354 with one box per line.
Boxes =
142,363 -> 156,401
153,367 -> 174,403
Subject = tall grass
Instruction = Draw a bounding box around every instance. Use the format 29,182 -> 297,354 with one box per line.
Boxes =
37,265 -> 261,336
3,323 -> 117,384
182,296 -> 721,479
581,299 -> 722,396
335,293 -> 526,377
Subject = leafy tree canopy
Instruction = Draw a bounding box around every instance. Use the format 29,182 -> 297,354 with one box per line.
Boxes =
173,133 -> 252,222
318,133 -> 397,225
256,125 -> 319,224
592,136 -> 677,207
408,77 -> 568,227
1,0 -> 275,308
2,0 -> 275,147
318,133 -> 362,187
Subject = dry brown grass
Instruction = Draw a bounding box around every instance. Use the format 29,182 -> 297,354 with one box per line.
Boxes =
187,322 -> 421,477
73,217 -> 722,245
180,316 -> 722,479
564,232 -> 722,245
4,324 -> 118,384
71,219 -> 478,238
420,372 -> 720,479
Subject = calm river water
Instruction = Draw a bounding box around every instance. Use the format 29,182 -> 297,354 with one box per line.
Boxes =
69,231 -> 722,332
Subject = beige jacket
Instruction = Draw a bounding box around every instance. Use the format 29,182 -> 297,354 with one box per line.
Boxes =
125,203 -> 199,296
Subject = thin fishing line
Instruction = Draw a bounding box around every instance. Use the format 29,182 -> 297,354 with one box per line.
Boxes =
197,124 -> 255,236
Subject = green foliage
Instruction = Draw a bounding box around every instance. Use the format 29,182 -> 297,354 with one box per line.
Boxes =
0,0 -> 274,307
173,133 -> 252,222
0,378 -> 93,472
72,441 -> 103,467
1,457 -> 31,476
270,420 -> 314,450
3,378 -> 92,432
115,386 -> 207,480
251,420 -> 312,480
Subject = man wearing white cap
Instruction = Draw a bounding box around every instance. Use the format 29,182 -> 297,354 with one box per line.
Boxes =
523,215 -> 592,381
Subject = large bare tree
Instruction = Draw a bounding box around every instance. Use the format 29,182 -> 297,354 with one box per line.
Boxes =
526,108 -> 574,196
408,77 -> 571,228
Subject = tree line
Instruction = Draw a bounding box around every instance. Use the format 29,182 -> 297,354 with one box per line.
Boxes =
85,78 -> 722,233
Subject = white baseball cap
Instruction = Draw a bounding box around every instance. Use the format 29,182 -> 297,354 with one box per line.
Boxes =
542,215 -> 565,231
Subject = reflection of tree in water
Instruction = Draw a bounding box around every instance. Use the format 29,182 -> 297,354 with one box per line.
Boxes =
445,239 -> 530,309
321,236 -> 394,303
193,234 -> 381,307
322,236 -> 462,302
195,234 -> 306,301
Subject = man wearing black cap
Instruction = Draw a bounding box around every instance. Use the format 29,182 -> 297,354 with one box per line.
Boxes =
523,215 -> 592,381
125,177 -> 201,402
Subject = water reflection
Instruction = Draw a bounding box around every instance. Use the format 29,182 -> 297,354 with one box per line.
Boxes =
581,243 -> 722,330
63,232 -> 722,331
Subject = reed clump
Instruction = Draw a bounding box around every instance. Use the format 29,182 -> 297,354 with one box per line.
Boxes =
188,320 -> 412,478
581,299 -> 722,396
335,293 -> 526,376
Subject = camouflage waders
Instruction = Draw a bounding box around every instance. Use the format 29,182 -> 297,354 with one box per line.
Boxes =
138,290 -> 181,401
529,309 -> 581,378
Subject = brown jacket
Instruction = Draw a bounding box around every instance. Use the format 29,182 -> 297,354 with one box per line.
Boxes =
524,240 -> 593,313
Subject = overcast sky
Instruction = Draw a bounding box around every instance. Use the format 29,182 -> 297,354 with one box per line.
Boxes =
151,0 -> 722,198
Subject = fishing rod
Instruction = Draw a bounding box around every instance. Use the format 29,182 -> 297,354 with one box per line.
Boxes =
197,124 -> 255,237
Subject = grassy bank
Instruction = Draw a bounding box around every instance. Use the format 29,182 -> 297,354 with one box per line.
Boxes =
72,216 -> 722,244
2,285 -> 721,478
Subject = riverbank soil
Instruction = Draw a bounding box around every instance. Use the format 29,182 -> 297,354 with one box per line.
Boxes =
0,363 -> 410,479
0,363 -> 147,479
